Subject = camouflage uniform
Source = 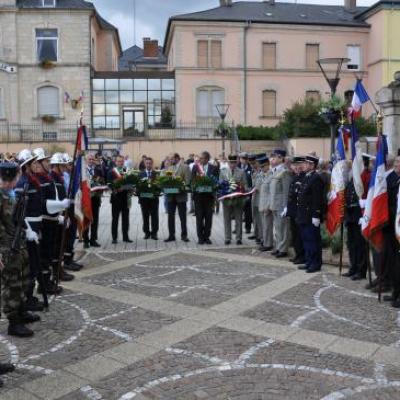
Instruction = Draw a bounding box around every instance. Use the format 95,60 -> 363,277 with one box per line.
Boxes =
0,189 -> 30,321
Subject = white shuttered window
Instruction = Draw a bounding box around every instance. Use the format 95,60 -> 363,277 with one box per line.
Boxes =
347,45 -> 361,70
38,86 -> 60,116
196,87 -> 225,121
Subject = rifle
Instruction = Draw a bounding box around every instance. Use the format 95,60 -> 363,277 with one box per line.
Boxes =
13,183 -> 49,310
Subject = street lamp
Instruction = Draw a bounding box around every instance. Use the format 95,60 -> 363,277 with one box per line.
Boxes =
317,57 -> 350,159
216,104 -> 230,158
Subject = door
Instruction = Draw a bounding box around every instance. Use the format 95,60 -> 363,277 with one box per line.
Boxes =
123,108 -> 145,137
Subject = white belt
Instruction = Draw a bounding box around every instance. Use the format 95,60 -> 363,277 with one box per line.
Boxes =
42,216 -> 59,222
25,216 -> 42,222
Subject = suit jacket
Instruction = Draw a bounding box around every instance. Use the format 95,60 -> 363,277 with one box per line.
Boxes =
164,162 -> 191,203
270,165 -> 292,212
138,170 -> 159,205
238,163 -> 253,188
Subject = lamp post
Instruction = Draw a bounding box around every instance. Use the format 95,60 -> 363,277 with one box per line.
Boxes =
216,103 -> 230,158
317,57 -> 350,159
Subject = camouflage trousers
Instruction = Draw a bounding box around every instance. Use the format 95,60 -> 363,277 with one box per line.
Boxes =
1,250 -> 30,320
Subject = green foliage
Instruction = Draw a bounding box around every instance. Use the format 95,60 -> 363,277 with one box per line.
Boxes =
161,106 -> 172,125
319,95 -> 347,113
236,125 -> 280,140
321,225 -> 331,249
354,116 -> 377,137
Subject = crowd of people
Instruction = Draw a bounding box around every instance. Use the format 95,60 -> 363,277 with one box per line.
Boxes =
0,146 -> 399,386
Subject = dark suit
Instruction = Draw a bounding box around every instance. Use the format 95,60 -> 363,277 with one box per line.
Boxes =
192,163 -> 218,241
138,170 -> 159,236
107,167 -> 130,241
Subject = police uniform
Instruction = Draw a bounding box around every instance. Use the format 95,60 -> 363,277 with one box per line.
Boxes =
0,162 -> 37,338
296,155 -> 324,273
257,156 -> 274,251
270,150 -> 292,257
250,154 -> 264,243
220,155 -> 249,244
286,157 -> 306,263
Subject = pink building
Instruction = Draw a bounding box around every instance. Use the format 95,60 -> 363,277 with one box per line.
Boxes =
164,0 -> 398,127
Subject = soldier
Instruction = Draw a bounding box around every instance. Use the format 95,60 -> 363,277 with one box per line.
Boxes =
15,150 -> 45,311
220,154 -> 249,245
258,155 -> 274,252
108,155 -> 132,244
238,152 -> 253,234
163,153 -> 191,243
248,154 -> 263,244
297,155 -> 325,273
0,162 -> 40,339
285,156 -> 306,264
270,149 -> 292,258
191,151 -> 219,245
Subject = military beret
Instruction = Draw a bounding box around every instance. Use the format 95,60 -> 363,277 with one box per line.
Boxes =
292,156 -> 306,163
305,155 -> 319,165
0,162 -> 19,181
271,149 -> 287,158
228,155 -> 238,162
257,156 -> 269,166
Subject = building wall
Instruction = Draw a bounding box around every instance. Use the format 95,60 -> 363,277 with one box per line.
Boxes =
169,21 -> 370,127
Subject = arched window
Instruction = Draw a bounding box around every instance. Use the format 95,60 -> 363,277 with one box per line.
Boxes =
262,90 -> 276,117
37,85 -> 60,116
196,86 -> 224,123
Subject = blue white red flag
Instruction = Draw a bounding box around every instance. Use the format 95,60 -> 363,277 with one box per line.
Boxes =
73,125 -> 92,232
350,80 -> 370,118
361,135 -> 388,251
350,121 -> 364,199
326,127 -> 349,235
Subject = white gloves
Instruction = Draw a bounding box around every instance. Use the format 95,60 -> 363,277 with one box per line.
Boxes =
26,228 -> 39,244
58,215 -> 64,225
312,218 -> 320,228
46,199 -> 71,214
359,199 -> 366,209
61,199 -> 72,208
281,207 -> 287,218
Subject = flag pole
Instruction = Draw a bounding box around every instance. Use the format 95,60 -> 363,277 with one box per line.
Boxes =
55,108 -> 84,294
338,113 -> 346,277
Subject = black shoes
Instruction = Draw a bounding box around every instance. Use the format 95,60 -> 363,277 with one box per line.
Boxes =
112,239 -> 118,244
0,363 -> 15,375
8,322 -> 34,338
60,272 -> 74,282
182,237 -> 190,243
351,274 -> 366,281
144,233 -> 151,240
342,271 -> 356,278
298,265 -> 308,270
276,252 -> 288,258
259,246 -> 272,252
64,263 -> 81,272
124,238 -> 133,243
83,242 -> 90,249
90,241 -> 101,248
151,234 -> 158,241
19,311 -> 40,324
236,240 -> 242,245
198,240 -> 205,245
306,267 -> 321,274
271,250 -> 279,256
248,235 -> 256,240
23,297 -> 44,312
205,239 -> 212,245
164,237 -> 176,242
225,240 -> 231,245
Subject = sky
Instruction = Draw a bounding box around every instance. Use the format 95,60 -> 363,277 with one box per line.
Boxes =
92,0 -> 377,51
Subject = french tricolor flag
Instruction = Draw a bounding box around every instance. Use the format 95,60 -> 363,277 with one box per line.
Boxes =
73,125 -> 93,232
350,121 -> 364,199
350,80 -> 370,119
361,135 -> 388,251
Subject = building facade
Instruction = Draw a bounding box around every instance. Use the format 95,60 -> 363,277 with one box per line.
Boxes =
0,0 -> 120,142
164,0 -> 400,127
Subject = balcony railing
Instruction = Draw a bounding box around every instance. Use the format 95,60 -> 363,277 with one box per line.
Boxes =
0,121 -> 233,143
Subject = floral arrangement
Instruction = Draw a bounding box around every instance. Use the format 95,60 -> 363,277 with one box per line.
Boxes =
110,170 -> 139,191
319,96 -> 347,125
135,177 -> 161,198
158,171 -> 186,194
192,175 -> 218,193
217,178 -> 246,207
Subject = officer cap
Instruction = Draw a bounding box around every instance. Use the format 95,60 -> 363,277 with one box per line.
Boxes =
257,155 -> 269,166
62,153 -> 73,164
228,154 -> 238,162
49,152 -> 67,165
0,162 -> 19,181
239,152 -> 248,159
292,156 -> 306,163
270,149 -> 287,158
17,149 -> 38,167
33,147 -> 50,162
248,153 -> 257,161
305,154 -> 319,166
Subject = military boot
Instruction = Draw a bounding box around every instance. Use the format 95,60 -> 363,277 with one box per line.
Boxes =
0,363 -> 15,375
19,311 -> 41,324
23,296 -> 44,312
8,321 -> 34,337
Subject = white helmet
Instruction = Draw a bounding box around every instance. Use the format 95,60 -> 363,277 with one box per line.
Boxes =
49,152 -> 66,165
17,149 -> 38,167
33,148 -> 50,162
62,153 -> 73,164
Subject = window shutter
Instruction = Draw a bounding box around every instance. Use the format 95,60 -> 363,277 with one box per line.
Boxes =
197,90 -> 209,117
263,43 -> 276,69
306,44 -> 319,69
306,91 -> 321,103
38,86 -> 60,116
198,41 -> 208,68
263,90 -> 276,117
347,45 -> 360,70
211,89 -> 224,117
211,40 -> 222,68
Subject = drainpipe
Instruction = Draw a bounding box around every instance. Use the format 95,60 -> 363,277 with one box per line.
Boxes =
243,21 -> 250,126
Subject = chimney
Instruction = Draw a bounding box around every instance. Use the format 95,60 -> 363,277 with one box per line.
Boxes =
344,0 -> 357,12
143,38 -> 159,58
219,0 -> 232,6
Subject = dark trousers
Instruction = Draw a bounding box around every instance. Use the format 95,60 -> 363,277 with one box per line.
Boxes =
40,220 -> 57,273
65,213 -> 78,264
111,194 -> 129,241
300,223 -> 322,270
346,222 -> 368,277
290,217 -> 304,260
83,197 -> 101,243
194,195 -> 214,241
167,200 -> 187,239
26,241 -> 40,298
243,198 -> 252,232
140,198 -> 159,235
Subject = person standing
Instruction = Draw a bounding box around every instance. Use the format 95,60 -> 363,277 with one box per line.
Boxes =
258,156 -> 274,252
269,149 -> 292,258
191,151 -> 218,245
238,153 -> 253,234
297,155 -> 325,273
249,154 -> 263,243
108,155 -> 132,244
286,156 -> 306,264
83,153 -> 104,248
220,155 -> 248,245
164,153 -> 191,243
138,157 -> 159,240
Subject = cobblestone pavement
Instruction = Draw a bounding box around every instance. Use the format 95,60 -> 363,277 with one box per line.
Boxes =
2,248 -> 400,399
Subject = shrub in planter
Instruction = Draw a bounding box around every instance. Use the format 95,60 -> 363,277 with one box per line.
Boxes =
39,59 -> 56,69
41,115 -> 56,123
